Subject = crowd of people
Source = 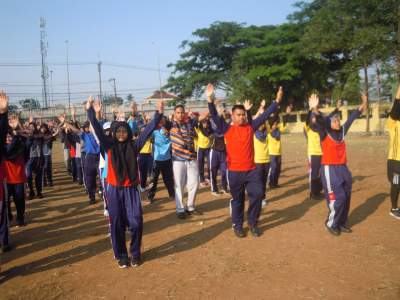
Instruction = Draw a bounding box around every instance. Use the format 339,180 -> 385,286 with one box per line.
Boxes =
0,83 -> 398,270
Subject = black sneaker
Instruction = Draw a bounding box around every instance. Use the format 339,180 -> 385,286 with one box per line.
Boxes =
233,227 -> 246,238
177,212 -> 186,220
310,193 -> 323,200
1,244 -> 12,253
131,257 -> 141,267
37,193 -> 44,199
340,226 -> 352,233
147,196 -> 154,204
118,258 -> 129,269
89,198 -> 95,205
17,219 -> 26,227
28,193 -> 35,200
389,208 -> 400,220
249,226 -> 261,237
325,224 -> 340,236
186,209 -> 203,216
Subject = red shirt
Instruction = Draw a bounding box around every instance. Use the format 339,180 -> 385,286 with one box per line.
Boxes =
4,155 -> 26,184
321,134 -> 347,165
106,149 -> 139,187
224,124 -> 256,171
70,146 -> 76,158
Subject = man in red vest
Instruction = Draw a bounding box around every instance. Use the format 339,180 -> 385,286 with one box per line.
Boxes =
309,93 -> 367,236
207,84 -> 282,238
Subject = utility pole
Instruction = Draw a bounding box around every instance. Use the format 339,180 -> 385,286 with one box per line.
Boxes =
109,78 -> 117,105
65,40 -> 71,109
50,70 -> 54,107
97,61 -> 103,101
40,17 -> 49,109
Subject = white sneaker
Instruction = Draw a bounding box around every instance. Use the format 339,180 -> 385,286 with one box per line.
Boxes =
104,209 -> 109,217
261,199 -> 268,207
211,191 -> 222,196
389,208 -> 400,220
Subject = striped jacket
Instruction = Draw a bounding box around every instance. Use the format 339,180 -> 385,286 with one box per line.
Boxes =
170,120 -> 196,161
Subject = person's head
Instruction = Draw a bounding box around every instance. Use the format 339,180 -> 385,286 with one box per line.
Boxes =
268,115 -> 280,130
40,123 -> 49,134
28,122 -> 36,132
82,121 -> 90,133
113,122 -> 132,143
173,105 -> 185,122
6,128 -> 14,144
159,116 -> 167,127
231,105 -> 247,126
330,114 -> 341,130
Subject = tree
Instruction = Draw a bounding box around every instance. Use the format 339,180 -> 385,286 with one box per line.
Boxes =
126,94 -> 134,102
8,104 -> 19,113
19,98 -> 41,110
102,95 -> 123,106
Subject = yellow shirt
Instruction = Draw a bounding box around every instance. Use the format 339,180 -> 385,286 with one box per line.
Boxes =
254,135 -> 270,163
140,139 -> 152,154
267,131 -> 281,156
195,127 -> 212,149
387,117 -> 400,161
304,124 -> 322,156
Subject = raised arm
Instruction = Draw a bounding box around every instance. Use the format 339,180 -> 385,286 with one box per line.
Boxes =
86,96 -> 113,150
342,94 -> 367,135
251,87 -> 282,130
0,91 -> 9,160
135,100 -> 164,152
206,83 -> 230,134
390,84 -> 400,120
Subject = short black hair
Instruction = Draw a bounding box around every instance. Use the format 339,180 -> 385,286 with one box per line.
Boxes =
232,105 -> 245,113
174,104 -> 185,111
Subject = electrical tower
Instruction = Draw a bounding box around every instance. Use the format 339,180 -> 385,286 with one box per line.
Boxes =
40,17 -> 49,109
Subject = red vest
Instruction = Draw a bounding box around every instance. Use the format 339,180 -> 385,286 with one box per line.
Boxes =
321,133 -> 347,165
4,155 -> 26,184
224,124 -> 256,171
70,145 -> 76,158
106,149 -> 139,187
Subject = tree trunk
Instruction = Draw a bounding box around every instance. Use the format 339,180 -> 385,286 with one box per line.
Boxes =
363,62 -> 370,133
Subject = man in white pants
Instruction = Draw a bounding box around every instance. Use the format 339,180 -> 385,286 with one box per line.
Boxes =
170,105 -> 200,219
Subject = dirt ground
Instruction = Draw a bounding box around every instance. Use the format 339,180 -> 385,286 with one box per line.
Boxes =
0,135 -> 399,299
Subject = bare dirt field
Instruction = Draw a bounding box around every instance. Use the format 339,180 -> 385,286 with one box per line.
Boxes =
0,135 -> 399,299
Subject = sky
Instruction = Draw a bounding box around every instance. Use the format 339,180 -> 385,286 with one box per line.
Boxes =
0,0 -> 298,106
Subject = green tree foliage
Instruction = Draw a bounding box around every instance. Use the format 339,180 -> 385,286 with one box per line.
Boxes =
19,98 -> 41,110
102,95 -> 124,106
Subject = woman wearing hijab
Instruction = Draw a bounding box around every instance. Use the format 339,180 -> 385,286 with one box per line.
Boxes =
86,96 -> 163,269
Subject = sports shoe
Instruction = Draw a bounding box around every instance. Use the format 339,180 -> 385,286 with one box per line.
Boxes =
261,199 -> 268,207
389,208 -> 400,220
233,227 -> 246,238
1,244 -> 12,253
131,257 -> 141,267
186,209 -> 203,216
340,226 -> 352,233
103,209 -> 109,217
16,219 -> 26,227
89,198 -> 96,205
249,226 -> 261,237
221,189 -> 230,195
177,212 -> 186,219
118,258 -> 129,269
28,193 -> 35,200
37,193 -> 44,199
325,224 -> 340,236
200,181 -> 209,188
211,191 -> 222,196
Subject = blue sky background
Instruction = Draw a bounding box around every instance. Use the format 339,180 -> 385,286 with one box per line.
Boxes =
0,0 -> 298,105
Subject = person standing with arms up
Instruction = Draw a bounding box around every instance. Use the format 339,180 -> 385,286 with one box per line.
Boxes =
207,84 -> 282,238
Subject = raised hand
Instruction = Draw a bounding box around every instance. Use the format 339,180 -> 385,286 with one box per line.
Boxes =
156,99 -> 164,114
286,105 -> 292,114
244,99 -> 253,111
260,99 -> 266,109
308,93 -> 319,110
206,83 -> 215,103
70,105 -> 77,116
130,101 -> 137,113
93,99 -> 102,113
360,94 -> 368,112
336,99 -> 342,109
28,115 -> 34,124
0,91 -> 9,114
276,86 -> 283,103
86,95 -> 94,110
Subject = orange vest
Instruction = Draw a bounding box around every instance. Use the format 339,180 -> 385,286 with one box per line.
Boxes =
321,133 -> 347,165
106,149 -> 139,187
4,155 -> 26,184
224,124 -> 255,171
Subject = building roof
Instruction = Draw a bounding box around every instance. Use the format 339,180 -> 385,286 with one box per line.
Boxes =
146,90 -> 177,100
